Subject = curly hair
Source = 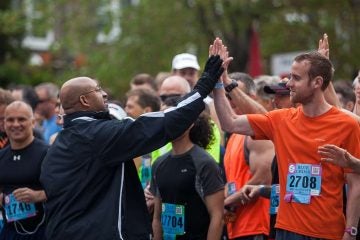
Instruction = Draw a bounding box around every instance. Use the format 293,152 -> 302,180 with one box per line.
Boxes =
189,111 -> 214,150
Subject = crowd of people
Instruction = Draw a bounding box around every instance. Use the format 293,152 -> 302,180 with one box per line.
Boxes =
0,33 -> 359,240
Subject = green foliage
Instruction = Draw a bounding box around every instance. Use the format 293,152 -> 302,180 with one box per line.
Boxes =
0,10 -> 24,35
1,0 -> 359,98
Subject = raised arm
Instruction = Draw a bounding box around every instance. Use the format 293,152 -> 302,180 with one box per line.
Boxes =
221,71 -> 267,114
102,54 -> 225,162
318,33 -> 342,108
211,38 -> 255,136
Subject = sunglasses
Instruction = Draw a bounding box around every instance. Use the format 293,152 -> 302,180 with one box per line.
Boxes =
160,94 -> 183,107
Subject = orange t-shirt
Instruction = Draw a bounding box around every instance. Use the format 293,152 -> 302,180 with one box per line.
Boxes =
247,106 -> 360,240
224,134 -> 270,238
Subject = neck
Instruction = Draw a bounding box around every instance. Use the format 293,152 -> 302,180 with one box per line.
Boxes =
171,135 -> 194,155
10,135 -> 34,150
301,93 -> 332,117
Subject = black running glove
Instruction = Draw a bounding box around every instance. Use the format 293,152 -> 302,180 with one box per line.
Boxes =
194,55 -> 224,98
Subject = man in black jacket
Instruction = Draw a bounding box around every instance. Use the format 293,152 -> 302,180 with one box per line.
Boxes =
40,54 -> 224,240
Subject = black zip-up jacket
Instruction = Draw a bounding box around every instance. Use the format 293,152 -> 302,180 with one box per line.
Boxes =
40,90 -> 205,240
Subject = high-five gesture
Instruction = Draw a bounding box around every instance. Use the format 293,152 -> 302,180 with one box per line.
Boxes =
193,39 -> 224,97
209,38 -> 233,84
318,33 -> 329,59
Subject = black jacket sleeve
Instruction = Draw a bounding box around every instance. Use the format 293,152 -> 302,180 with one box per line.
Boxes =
99,90 -> 205,166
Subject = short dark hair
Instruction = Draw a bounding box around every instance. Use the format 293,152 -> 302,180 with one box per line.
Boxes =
126,88 -> 160,112
294,51 -> 334,90
130,73 -> 157,91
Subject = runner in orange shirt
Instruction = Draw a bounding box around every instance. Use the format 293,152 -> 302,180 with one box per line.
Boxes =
211,37 -> 360,240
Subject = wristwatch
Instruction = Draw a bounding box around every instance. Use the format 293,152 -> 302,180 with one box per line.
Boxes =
225,80 -> 238,93
345,226 -> 358,236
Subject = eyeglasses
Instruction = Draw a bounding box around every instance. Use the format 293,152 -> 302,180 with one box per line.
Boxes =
160,94 -> 182,102
81,86 -> 103,95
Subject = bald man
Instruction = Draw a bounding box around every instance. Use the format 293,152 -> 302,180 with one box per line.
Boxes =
40,55 -> 224,240
0,101 -> 48,239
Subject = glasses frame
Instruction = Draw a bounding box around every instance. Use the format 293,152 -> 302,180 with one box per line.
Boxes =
81,86 -> 103,96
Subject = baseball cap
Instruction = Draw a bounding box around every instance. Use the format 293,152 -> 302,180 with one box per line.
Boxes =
172,53 -> 200,70
263,82 -> 290,95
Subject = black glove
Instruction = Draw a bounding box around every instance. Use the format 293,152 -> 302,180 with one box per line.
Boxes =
194,55 -> 224,98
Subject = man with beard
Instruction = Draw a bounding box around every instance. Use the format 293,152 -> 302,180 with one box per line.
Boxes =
212,38 -> 360,240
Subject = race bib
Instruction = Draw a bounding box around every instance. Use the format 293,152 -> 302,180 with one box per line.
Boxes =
285,164 -> 322,204
162,203 -> 185,239
270,184 -> 280,214
4,193 -> 36,222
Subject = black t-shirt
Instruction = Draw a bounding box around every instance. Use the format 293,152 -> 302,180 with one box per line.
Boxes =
0,138 -> 48,231
151,145 -> 224,239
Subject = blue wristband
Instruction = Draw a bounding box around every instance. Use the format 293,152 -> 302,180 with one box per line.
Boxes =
215,82 -> 224,89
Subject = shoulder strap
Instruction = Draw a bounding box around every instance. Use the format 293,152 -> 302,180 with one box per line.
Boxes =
243,135 -> 250,166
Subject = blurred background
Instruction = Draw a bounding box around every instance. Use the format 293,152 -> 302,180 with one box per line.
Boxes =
1,0 -> 359,98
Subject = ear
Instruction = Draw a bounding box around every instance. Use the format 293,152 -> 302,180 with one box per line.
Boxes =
79,95 -> 90,107
143,106 -> 152,113
313,76 -> 323,89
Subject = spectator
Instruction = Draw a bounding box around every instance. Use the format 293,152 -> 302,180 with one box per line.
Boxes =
35,83 -> 62,143
172,53 -> 200,88
333,80 -> 355,111
130,73 -> 157,91
254,75 -> 280,111
125,88 -> 160,119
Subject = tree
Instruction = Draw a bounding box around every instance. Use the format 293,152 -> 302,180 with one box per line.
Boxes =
1,0 -> 359,97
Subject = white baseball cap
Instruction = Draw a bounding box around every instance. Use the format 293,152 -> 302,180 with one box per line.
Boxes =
171,53 -> 200,70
